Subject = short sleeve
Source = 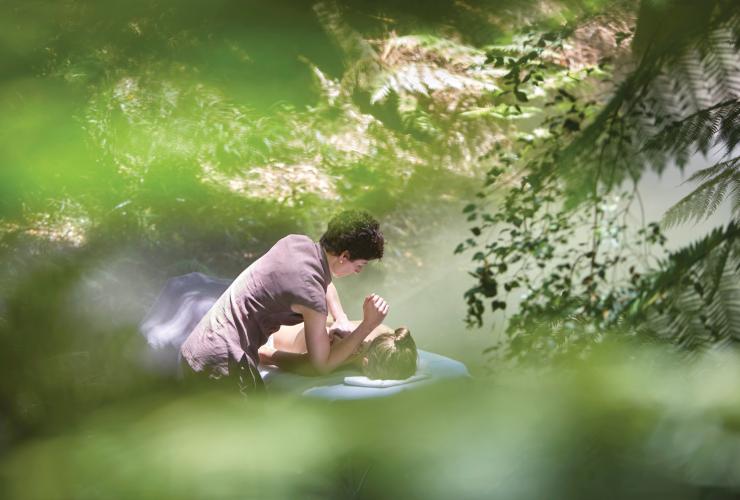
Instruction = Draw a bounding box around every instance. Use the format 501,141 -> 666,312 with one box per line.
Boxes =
289,272 -> 328,315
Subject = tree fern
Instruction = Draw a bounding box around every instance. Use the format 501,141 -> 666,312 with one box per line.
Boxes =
556,3 -> 740,354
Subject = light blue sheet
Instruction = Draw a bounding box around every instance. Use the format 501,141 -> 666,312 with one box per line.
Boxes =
260,350 -> 470,400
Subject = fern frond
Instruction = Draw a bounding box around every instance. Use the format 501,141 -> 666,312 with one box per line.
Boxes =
368,62 -> 498,105
711,271 -> 740,342
306,63 -> 342,106
313,1 -> 376,63
631,222 -> 739,310
662,156 -> 740,228
370,78 -> 393,105
383,35 -> 484,67
685,156 -> 736,183
643,231 -> 740,350
668,291 -> 710,350
698,26 -> 740,102
704,237 -> 732,302
733,174 -> 740,220
678,49 -> 714,112
642,99 -> 740,159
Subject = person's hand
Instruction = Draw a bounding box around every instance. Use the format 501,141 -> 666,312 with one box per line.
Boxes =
328,317 -> 353,338
258,344 -> 276,366
362,293 -> 389,330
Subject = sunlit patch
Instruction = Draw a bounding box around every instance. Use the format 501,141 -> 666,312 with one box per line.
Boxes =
200,161 -> 339,206
19,201 -> 91,247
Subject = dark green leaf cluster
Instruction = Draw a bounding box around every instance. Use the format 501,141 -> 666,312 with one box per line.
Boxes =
460,2 -> 740,363
458,28 -> 652,361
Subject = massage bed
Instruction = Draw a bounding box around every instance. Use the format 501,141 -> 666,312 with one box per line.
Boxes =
140,272 -> 470,400
260,349 -> 469,400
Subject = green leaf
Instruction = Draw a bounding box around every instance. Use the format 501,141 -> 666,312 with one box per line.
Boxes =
491,300 -> 507,311
563,118 -> 580,132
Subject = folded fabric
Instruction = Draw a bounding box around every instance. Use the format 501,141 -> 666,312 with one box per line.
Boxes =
343,373 -> 429,388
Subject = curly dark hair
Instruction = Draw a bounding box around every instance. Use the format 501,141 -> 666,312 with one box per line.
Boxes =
319,210 -> 384,260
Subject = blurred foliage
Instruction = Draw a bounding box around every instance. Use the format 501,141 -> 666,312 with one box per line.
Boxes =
3,345 -> 740,499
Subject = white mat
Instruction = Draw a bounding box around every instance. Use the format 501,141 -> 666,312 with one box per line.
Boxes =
343,373 -> 429,388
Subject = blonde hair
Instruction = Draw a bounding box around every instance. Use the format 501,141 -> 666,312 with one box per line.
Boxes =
362,327 -> 417,380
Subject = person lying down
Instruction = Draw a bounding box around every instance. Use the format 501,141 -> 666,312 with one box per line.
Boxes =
259,320 -> 418,380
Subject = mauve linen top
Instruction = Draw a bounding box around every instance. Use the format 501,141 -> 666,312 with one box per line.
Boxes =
180,234 -> 332,377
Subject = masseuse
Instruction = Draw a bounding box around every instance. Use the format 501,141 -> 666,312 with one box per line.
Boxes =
179,210 -> 388,392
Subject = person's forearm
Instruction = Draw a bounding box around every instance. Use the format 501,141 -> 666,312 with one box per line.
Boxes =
326,283 -> 348,322
322,321 -> 373,372
266,350 -> 320,376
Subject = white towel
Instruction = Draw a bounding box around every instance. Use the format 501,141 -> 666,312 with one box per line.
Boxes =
343,373 -> 429,388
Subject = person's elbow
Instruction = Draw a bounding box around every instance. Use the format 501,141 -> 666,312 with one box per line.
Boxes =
308,355 -> 334,375
311,360 -> 334,375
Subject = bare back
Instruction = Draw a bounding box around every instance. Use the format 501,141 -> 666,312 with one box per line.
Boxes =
270,320 -> 393,354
